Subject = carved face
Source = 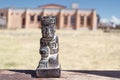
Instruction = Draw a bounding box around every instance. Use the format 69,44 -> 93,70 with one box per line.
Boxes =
42,26 -> 55,38
40,16 -> 56,38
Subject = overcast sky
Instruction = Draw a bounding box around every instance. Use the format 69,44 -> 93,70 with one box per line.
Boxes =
0,0 -> 120,24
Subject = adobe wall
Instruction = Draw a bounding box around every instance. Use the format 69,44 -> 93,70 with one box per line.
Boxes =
7,8 -> 97,30
7,9 -> 24,29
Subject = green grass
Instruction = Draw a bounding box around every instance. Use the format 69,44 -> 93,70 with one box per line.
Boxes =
0,29 -> 120,70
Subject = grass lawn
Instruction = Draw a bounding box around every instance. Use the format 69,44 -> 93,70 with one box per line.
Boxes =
0,29 -> 120,70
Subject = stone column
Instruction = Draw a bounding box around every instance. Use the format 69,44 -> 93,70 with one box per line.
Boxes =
7,8 -> 12,29
91,10 -> 97,30
42,9 -> 46,16
75,10 -> 80,29
84,15 -> 87,28
34,14 -> 37,23
58,10 -> 64,29
67,15 -> 71,28
79,15 -> 81,28
25,9 -> 29,28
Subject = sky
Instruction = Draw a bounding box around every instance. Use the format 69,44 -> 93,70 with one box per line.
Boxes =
0,0 -> 120,24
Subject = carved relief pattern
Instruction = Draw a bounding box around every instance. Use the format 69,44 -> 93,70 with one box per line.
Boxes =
38,16 -> 60,69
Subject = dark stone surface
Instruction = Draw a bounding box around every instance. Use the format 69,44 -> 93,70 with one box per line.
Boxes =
36,16 -> 61,77
36,68 -> 61,78
0,70 -> 120,80
0,70 -> 32,80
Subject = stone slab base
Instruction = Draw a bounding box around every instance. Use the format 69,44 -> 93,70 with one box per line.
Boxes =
0,70 -> 119,80
36,68 -> 61,78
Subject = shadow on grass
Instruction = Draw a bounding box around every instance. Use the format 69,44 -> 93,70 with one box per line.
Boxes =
9,70 -> 120,78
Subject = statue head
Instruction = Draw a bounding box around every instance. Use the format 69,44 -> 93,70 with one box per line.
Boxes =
41,16 -> 56,26
40,46 -> 50,59
40,16 -> 56,38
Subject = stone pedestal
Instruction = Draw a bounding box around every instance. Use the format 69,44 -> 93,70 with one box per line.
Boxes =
36,68 -> 61,78
36,16 -> 61,78
1,70 -> 119,80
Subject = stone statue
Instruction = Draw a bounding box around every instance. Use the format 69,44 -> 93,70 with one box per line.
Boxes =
36,16 -> 61,78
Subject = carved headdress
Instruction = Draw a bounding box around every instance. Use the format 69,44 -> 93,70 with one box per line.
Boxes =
40,16 -> 56,38
40,16 -> 56,27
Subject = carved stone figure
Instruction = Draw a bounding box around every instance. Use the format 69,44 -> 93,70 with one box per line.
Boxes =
36,16 -> 61,78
